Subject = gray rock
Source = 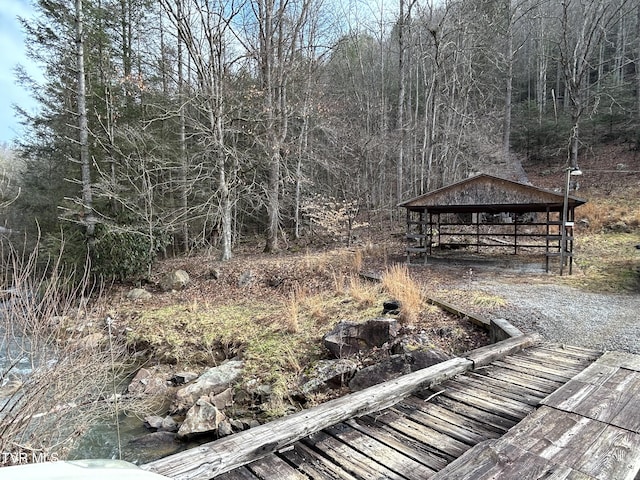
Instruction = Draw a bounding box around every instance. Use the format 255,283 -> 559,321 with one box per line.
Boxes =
161,415 -> 179,433
217,420 -> 233,437
144,415 -> 164,430
390,331 -> 434,354
128,367 -> 170,396
210,387 -> 234,410
349,355 -> 412,391
323,318 -> 399,358
348,349 -> 448,391
408,349 -> 450,370
299,359 -> 359,396
146,415 -> 179,433
127,288 -> 152,301
238,271 -> 254,287
177,398 -> 227,438
230,419 -> 245,431
173,360 -> 243,412
159,270 -> 190,292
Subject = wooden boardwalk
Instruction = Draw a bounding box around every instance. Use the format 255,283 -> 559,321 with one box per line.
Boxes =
211,343 -> 601,480
143,335 -> 640,479
436,350 -> 640,479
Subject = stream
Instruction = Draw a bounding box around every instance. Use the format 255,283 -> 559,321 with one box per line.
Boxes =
0,325 -> 180,465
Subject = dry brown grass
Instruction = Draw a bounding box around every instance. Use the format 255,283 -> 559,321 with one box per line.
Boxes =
283,288 -> 302,334
347,275 -> 379,307
577,198 -> 640,233
381,264 -> 424,324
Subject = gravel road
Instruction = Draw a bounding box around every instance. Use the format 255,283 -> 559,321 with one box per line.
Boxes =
472,281 -> 640,354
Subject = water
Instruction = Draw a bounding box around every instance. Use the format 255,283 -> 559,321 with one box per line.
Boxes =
69,413 -> 181,464
0,323 -> 180,465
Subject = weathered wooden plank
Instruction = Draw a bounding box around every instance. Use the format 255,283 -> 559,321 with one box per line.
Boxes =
491,358 -> 573,383
537,344 -> 602,361
497,355 -> 581,379
572,369 -> 640,426
596,351 -> 640,371
142,357 -> 472,480
500,407 -> 608,465
324,423 -> 436,479
610,394 -> 640,434
492,404 -> 640,479
474,364 -> 564,394
520,344 -> 599,361
515,349 -> 595,371
245,456 -> 307,480
566,362 -> 619,385
430,439 -> 594,480
366,409 -> 470,458
571,424 -> 640,479
426,296 -> 490,328
540,380 -> 597,412
213,467 -> 260,480
346,416 -> 451,471
429,381 -> 535,421
400,396 -> 504,439
416,392 -> 517,433
392,401 -> 489,445
490,318 -> 523,343
278,443 -> 360,480
303,430 -> 407,480
465,333 -> 542,368
454,373 -> 546,406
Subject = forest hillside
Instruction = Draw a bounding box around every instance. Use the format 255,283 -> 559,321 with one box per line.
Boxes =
0,0 -> 638,274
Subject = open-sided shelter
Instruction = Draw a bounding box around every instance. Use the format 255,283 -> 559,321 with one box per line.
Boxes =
398,174 -> 587,273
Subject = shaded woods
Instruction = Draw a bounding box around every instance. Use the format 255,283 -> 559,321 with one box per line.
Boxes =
2,0 -> 638,276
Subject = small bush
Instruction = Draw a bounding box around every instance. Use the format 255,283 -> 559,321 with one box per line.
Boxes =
92,226 -> 170,282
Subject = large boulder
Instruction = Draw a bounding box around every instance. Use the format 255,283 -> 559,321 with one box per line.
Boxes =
173,360 -> 243,412
299,359 -> 359,396
349,349 -> 449,391
177,398 -> 227,438
349,355 -> 412,391
323,318 -> 399,358
159,270 -> 190,292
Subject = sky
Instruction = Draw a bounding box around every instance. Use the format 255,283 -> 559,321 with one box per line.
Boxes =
0,0 -> 41,146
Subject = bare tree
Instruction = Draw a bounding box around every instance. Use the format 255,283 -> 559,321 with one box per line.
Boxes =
557,0 -> 632,167
160,0 -> 240,261
249,0 -> 314,252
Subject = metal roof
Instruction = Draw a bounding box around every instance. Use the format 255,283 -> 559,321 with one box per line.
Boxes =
398,174 -> 587,213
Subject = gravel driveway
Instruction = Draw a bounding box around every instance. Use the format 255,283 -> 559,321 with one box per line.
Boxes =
473,281 -> 640,354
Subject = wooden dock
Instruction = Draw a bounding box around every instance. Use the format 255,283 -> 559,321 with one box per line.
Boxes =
142,332 -> 640,479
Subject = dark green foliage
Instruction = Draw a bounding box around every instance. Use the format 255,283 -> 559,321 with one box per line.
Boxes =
91,225 -> 170,282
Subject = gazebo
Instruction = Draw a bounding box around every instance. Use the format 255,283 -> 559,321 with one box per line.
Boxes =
398,174 -> 587,273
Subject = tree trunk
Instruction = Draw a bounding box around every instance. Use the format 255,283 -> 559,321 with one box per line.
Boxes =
75,0 -> 95,245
